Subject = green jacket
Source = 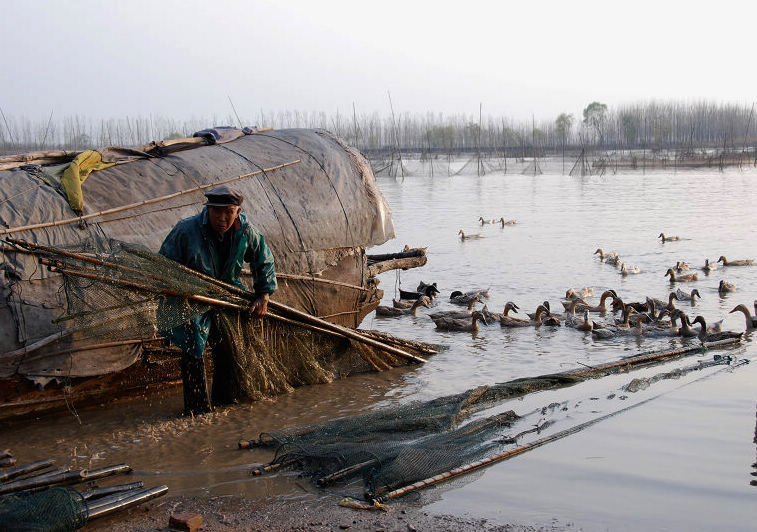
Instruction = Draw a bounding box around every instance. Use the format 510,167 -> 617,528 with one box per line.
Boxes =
158,208 -> 277,358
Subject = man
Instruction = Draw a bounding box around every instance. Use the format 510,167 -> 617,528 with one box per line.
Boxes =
159,185 -> 277,415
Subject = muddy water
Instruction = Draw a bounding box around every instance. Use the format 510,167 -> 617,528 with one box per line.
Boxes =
3,159 -> 756,530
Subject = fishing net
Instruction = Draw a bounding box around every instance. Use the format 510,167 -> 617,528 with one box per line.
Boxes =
0,487 -> 88,532
7,238 -> 427,401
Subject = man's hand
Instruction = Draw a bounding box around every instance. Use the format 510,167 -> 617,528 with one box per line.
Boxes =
249,293 -> 270,319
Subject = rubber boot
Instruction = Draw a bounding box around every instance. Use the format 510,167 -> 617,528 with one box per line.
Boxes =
209,318 -> 237,407
180,356 -> 212,415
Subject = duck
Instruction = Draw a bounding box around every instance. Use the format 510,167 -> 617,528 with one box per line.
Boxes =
561,297 -> 589,312
575,290 -> 617,313
433,310 -> 487,332
415,281 -> 440,297
499,305 -> 536,327
537,308 -> 561,327
718,279 -> 736,295
392,298 -> 414,309
729,304 -> 757,331
691,316 -> 741,343
459,229 -> 485,240
399,284 -> 439,301
480,301 -> 519,323
621,264 -> 641,276
527,301 -> 551,319
605,255 -> 622,267
675,261 -> 691,272
659,233 -> 681,243
376,296 -> 431,317
571,310 -> 593,332
593,248 -> 618,262
701,259 -> 718,273
449,290 -> 483,306
665,268 -> 698,283
499,217 -> 517,227
674,288 -> 701,303
717,256 -> 754,266
674,311 -> 699,338
648,292 -> 679,313
479,216 -> 498,225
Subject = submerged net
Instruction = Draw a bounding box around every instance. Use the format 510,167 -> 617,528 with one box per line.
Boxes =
0,487 -> 88,532
8,238 -> 421,400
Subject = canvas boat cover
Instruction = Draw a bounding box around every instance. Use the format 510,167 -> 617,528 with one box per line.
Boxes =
0,128 -> 394,381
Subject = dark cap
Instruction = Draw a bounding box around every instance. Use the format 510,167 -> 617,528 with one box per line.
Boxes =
204,185 -> 243,207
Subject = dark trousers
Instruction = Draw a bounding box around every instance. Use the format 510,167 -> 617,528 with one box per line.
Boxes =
180,312 -> 237,415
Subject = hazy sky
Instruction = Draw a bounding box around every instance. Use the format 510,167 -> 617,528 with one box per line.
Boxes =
2,0 -> 756,124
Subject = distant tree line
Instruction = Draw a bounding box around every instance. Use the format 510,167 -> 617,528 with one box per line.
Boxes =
1,100 -> 755,156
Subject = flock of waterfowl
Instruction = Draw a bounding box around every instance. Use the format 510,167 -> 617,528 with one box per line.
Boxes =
375,240 -> 756,344
458,216 -> 517,240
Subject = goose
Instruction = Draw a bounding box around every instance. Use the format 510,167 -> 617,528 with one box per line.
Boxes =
675,261 -> 691,272
593,248 -> 618,262
499,218 -> 517,227
575,290 -> 616,313
718,279 -> 736,295
674,288 -> 701,303
433,310 -> 487,332
527,301 -> 551,319
649,292 -> 679,313
659,233 -> 681,243
717,256 -> 754,266
621,264 -> 641,276
459,229 -> 485,240
449,291 -> 483,306
480,301 -> 519,323
376,296 -> 431,317
729,304 -> 757,331
701,259 -> 718,273
691,316 -> 741,343
665,268 -> 698,283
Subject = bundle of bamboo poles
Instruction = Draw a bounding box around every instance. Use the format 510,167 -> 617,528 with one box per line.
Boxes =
0,452 -> 167,521
5,238 -> 428,369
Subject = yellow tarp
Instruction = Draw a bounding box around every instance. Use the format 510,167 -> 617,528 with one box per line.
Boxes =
61,150 -> 116,214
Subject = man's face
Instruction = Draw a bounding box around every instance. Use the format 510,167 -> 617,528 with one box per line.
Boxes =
207,205 -> 239,234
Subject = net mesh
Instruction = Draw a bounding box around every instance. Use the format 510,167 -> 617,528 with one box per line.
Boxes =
12,238 -> 420,400
0,487 -> 88,531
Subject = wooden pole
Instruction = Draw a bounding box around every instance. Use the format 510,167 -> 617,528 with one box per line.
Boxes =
0,159 -> 300,235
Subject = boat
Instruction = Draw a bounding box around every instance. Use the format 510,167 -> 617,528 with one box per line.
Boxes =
0,127 -> 429,420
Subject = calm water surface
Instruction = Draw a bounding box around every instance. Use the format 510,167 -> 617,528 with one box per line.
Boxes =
3,159 -> 756,530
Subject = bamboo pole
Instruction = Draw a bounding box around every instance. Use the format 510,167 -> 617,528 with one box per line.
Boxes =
0,458 -> 54,482
81,481 -> 144,500
0,159 -> 300,235
44,261 -> 425,365
86,485 -> 168,520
